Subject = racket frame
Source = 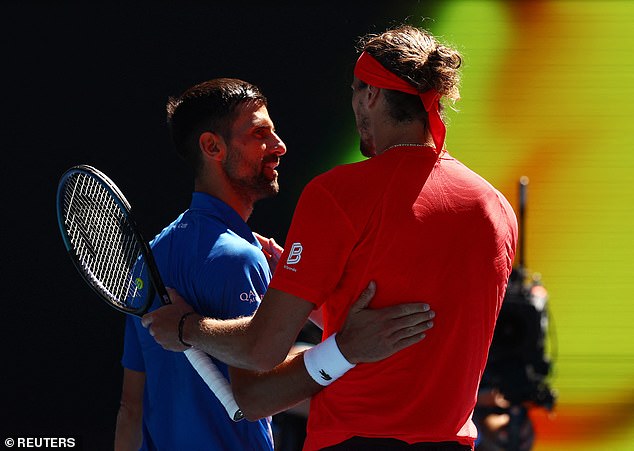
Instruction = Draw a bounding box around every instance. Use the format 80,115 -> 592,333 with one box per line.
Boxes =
57,165 -> 169,316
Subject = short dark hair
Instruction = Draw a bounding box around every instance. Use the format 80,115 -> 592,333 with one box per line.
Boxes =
357,25 -> 462,123
166,78 -> 267,175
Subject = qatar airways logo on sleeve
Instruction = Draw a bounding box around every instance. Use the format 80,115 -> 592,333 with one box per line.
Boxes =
284,242 -> 303,272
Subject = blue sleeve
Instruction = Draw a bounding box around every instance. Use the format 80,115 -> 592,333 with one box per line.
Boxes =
195,246 -> 270,320
121,316 -> 145,372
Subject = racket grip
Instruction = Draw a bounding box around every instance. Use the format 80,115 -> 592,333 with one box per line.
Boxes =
184,348 -> 244,421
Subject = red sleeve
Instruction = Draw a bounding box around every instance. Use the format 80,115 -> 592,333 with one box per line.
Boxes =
268,178 -> 356,307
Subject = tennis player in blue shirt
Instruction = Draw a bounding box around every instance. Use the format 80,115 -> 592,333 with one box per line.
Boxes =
115,78 -> 282,450
119,194 -> 276,449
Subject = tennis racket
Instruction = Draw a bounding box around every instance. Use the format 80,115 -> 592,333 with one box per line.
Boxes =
56,164 -> 244,421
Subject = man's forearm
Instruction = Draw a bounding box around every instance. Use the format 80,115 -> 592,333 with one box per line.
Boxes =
182,314 -> 281,371
114,368 -> 145,451
179,289 -> 315,371
145,288 -> 315,371
230,351 -> 323,420
114,405 -> 143,451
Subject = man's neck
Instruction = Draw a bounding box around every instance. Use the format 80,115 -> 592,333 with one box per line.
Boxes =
194,178 -> 254,222
373,123 -> 433,156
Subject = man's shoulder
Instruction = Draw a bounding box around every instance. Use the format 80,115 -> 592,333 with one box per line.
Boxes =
314,157 -> 380,181
153,211 -> 261,263
439,155 -> 500,194
442,157 -> 517,230
305,158 -> 383,199
214,231 -> 261,259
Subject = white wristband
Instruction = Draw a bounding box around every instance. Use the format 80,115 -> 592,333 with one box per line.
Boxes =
303,333 -> 356,386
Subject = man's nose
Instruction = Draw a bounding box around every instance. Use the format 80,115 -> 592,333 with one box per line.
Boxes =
271,134 -> 287,155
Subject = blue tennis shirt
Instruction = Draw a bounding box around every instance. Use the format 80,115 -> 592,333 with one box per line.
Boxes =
122,192 -> 274,450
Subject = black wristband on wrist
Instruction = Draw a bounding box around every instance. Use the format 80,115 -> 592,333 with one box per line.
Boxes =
178,311 -> 196,348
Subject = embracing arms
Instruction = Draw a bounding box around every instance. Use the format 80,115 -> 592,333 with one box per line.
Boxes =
229,281 -> 435,420
140,236 -> 435,419
142,282 -> 434,371
142,281 -> 434,419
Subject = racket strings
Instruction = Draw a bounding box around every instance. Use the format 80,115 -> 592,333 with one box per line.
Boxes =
61,173 -> 148,310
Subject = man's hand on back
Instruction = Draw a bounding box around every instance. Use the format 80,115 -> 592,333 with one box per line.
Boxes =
337,281 -> 435,364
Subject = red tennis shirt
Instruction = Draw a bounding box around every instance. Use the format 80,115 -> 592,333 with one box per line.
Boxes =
268,146 -> 517,450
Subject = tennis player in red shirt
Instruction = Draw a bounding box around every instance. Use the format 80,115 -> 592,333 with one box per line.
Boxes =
144,24 -> 517,451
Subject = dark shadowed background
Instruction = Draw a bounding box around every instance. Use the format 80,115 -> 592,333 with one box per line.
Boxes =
1,2 -> 436,449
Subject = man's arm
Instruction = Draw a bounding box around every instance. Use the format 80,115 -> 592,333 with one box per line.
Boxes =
143,281 -> 433,372
230,351 -> 318,421
229,282 -> 435,419
142,284 -> 315,371
114,368 -> 145,451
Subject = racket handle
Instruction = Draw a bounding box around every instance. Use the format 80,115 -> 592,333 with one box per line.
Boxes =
184,348 -> 244,421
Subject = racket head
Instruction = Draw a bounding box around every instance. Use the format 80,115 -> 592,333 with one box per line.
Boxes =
56,165 -> 160,316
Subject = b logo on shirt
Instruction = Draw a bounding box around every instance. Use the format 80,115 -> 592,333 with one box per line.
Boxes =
286,242 -> 303,265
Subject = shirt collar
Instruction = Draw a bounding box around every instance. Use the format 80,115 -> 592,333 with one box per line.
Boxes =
189,192 -> 261,249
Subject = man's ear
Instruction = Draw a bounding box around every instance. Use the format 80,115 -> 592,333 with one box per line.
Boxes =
199,131 -> 226,161
366,85 -> 381,108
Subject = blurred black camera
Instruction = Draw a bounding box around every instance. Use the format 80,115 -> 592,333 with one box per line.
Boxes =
482,267 -> 556,409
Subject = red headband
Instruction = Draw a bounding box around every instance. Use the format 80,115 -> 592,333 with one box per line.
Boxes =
354,51 -> 445,155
